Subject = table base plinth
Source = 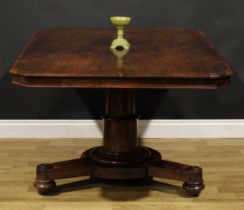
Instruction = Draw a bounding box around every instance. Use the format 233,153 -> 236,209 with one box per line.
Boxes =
34,146 -> 204,196
34,89 -> 204,197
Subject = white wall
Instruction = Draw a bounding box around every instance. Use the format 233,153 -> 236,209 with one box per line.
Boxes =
1,120 -> 244,138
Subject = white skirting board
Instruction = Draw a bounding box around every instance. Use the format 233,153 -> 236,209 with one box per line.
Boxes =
0,120 -> 244,138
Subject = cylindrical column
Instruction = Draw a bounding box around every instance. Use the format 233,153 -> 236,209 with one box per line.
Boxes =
103,89 -> 138,154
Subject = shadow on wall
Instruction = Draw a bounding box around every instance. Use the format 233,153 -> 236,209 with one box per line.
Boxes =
1,70 -> 244,119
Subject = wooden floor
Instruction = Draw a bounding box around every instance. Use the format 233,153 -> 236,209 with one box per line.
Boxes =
0,138 -> 244,210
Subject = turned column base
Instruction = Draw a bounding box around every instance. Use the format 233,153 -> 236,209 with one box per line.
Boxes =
34,147 -> 204,196
34,89 -> 204,197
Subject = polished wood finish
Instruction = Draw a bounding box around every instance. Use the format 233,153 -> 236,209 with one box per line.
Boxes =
103,89 -> 137,153
10,28 -> 233,89
9,28 -> 233,197
33,89 -> 204,196
11,75 -> 230,89
0,138 -> 244,210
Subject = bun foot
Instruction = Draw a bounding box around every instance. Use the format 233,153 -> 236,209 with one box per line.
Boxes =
183,182 -> 205,197
34,180 -> 56,195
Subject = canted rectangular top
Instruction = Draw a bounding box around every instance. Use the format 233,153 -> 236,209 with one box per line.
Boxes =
10,28 -> 233,89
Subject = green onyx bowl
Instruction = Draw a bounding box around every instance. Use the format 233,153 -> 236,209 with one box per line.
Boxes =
110,16 -> 131,27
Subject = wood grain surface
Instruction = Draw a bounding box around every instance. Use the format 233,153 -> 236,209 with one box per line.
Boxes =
10,28 -> 233,88
0,138 -> 243,210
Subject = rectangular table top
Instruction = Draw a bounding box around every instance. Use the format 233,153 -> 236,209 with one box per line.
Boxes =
10,28 -> 233,89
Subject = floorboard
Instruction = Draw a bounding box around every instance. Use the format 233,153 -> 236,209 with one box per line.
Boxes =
0,138 -> 243,209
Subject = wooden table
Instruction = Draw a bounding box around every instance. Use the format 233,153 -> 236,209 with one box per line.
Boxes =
10,28 -> 233,197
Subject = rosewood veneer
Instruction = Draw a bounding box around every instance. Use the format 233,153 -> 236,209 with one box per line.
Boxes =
10,28 -> 233,196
